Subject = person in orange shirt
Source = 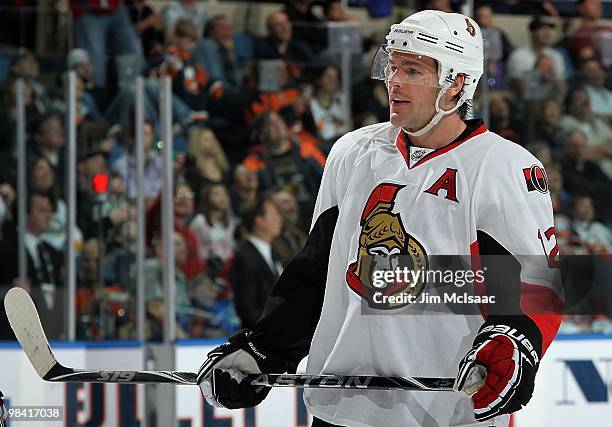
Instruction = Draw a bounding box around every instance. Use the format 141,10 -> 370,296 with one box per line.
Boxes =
242,111 -> 325,227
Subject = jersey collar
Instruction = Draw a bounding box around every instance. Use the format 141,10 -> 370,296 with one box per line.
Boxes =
396,119 -> 486,169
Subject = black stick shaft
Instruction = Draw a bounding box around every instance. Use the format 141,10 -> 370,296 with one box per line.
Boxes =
43,364 -> 456,391
245,374 -> 456,391
44,363 -> 197,384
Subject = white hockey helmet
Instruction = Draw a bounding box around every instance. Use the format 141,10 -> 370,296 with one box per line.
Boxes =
372,10 -> 484,136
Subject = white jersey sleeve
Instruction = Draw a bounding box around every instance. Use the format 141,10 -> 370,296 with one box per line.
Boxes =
308,132 -> 355,230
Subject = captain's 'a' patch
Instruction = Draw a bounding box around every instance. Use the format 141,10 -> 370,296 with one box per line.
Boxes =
522,165 -> 549,194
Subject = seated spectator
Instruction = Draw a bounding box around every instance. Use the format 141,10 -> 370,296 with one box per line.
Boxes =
111,119 -> 162,199
522,53 -> 566,103
271,189 -> 306,264
151,18 -> 242,130
474,4 -> 513,89
67,50 -> 134,126
163,0 -> 207,42
126,0 -> 165,59
0,192 -> 64,338
0,76 -> 35,167
284,0 -> 326,53
78,122 -> 117,162
184,127 -> 230,194
29,111 -> 65,188
74,236 -> 134,339
246,60 -> 302,122
579,58 -> 612,122
570,194 -> 612,254
146,182 -> 206,280
309,65 -> 349,144
142,231 -> 191,340
559,87 -> 612,177
324,1 -> 358,22
561,129 -> 612,221
9,48 -> 49,113
231,194 -> 284,329
507,15 -> 566,100
230,164 -> 259,216
568,0 -> 612,63
190,183 -> 237,274
154,19 -> 221,117
531,97 -> 565,151
76,149 -> 129,240
254,11 -> 315,66
489,91 -> 521,143
29,156 -> 83,251
106,172 -> 130,213
49,73 -> 97,124
242,111 -> 325,224
279,95 -> 323,150
67,48 -> 95,91
66,49 -> 106,122
197,15 -> 244,92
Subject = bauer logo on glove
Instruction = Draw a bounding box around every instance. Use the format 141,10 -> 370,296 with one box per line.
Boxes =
455,316 -> 542,422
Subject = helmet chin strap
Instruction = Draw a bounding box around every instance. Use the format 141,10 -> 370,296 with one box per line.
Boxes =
404,82 -> 463,138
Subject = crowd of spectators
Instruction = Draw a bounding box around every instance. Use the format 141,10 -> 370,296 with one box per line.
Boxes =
0,0 -> 610,340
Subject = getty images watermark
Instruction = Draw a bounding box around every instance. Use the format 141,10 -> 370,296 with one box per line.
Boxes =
368,266 -> 493,306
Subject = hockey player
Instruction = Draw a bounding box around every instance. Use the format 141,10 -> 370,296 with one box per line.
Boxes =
198,10 -> 563,426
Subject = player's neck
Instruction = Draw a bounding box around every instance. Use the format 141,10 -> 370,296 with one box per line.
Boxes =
406,114 -> 467,150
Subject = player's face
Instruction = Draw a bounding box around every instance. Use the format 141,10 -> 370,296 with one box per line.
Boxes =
386,51 -> 441,131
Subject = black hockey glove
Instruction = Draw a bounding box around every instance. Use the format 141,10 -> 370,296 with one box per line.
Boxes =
197,330 -> 294,409
454,316 -> 542,421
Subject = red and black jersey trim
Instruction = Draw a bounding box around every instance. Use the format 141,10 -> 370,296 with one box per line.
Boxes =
396,119 -> 486,169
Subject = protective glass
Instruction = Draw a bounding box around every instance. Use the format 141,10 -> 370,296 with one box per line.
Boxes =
371,45 -> 441,87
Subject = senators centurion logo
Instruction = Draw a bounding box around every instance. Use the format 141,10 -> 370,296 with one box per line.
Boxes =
345,183 -> 428,310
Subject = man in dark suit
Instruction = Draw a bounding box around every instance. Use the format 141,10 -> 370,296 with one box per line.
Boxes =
230,194 -> 284,329
0,191 -> 64,339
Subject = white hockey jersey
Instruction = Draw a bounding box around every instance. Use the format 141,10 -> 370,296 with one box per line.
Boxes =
254,120 -> 563,427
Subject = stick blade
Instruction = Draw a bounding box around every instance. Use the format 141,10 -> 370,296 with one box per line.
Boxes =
4,287 -> 57,379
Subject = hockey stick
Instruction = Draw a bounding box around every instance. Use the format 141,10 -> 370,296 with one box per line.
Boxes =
5,287 -> 197,385
4,287 -> 485,391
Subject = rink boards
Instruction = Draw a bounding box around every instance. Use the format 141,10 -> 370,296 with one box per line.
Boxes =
0,336 -> 610,426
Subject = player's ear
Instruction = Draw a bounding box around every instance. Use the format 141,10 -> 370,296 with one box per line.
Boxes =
448,74 -> 465,99
443,74 -> 465,110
